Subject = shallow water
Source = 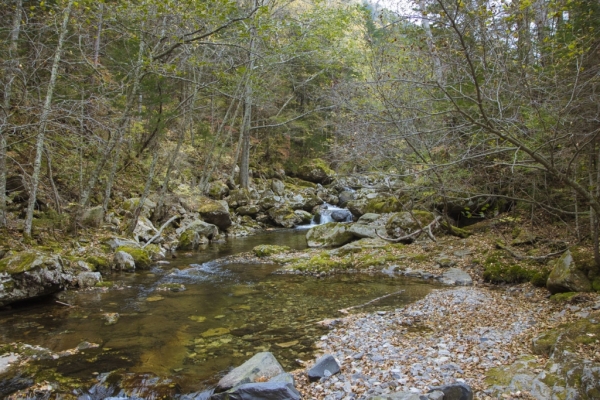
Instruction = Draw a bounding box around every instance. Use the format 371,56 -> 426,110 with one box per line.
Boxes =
0,230 -> 437,395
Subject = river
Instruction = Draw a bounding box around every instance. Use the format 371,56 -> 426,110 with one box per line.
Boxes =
0,229 -> 437,397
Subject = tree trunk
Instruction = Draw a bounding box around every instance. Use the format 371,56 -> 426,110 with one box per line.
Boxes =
24,0 -> 74,237
94,3 -> 104,66
239,0 -> 258,189
0,0 -> 23,227
418,0 -> 443,84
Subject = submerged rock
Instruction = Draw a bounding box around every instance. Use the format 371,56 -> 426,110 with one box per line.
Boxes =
0,251 -> 71,307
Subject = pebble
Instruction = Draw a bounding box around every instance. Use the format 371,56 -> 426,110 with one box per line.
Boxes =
295,287 -> 556,399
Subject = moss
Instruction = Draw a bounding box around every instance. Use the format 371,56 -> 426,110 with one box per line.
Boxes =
365,197 -> 402,214
530,267 -> 551,287
95,281 -> 114,288
550,292 -> 578,302
569,246 -> 595,274
253,245 -> 291,257
178,230 -> 194,250
482,252 -> 534,284
593,277 -> 600,292
144,244 -> 162,259
86,255 -> 110,270
198,201 -> 225,214
115,246 -> 151,269
532,329 -> 560,356
0,252 -> 38,274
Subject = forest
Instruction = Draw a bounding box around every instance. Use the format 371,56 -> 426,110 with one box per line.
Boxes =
1,0 -> 600,398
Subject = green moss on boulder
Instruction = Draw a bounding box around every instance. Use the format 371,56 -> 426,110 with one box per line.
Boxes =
85,256 -> 110,271
297,158 -> 334,184
115,246 -> 151,269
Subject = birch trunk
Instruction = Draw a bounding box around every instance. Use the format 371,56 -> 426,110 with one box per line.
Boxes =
0,0 -> 23,227
239,11 -> 257,189
418,0 -> 443,85
24,0 -> 73,237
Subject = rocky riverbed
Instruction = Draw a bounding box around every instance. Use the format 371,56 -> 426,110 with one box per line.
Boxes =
293,285 -> 600,399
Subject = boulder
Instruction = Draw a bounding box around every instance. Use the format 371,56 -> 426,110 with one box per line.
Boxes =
294,209 -> 313,224
76,271 -> 102,288
215,352 -> 285,393
306,223 -> 355,248
368,393 -> 420,400
348,223 -> 378,239
122,197 -> 156,219
213,381 -> 300,400
347,198 -> 368,217
113,251 -> 136,272
547,250 -> 592,294
267,205 -> 304,228
297,159 -> 334,184
237,205 -> 260,217
338,190 -> 355,208
208,181 -> 230,200
133,216 -> 157,243
428,383 -> 473,400
177,220 -> 218,250
385,211 -> 434,239
259,195 -> 279,211
104,237 -> 140,251
115,246 -> 152,269
198,199 -> 232,230
0,251 -> 71,307
227,189 -> 251,209
80,206 -> 104,228
253,245 -> 290,257
300,195 -> 324,212
331,209 -> 352,222
358,213 -> 381,224
271,179 -> 285,196
307,354 -> 341,382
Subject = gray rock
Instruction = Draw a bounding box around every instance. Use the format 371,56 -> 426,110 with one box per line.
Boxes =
237,205 -> 260,217
547,250 -> 592,294
0,251 -> 71,307
113,251 -> 136,272
268,205 -> 304,228
427,391 -> 444,400
348,223 -> 378,239
435,257 -> 456,268
208,181 -> 230,200
331,209 -> 353,222
307,354 -> 341,382
428,383 -> 473,400
215,352 -> 285,392
268,373 -> 295,385
357,213 -> 381,224
438,268 -> 472,286
338,191 -> 355,208
306,223 -> 355,248
76,271 -> 102,288
271,179 -> 286,196
367,393 -> 420,400
199,200 -> 232,230
104,237 -> 140,251
294,209 -> 313,224
212,381 -> 300,400
122,197 -> 156,219
227,189 -> 251,209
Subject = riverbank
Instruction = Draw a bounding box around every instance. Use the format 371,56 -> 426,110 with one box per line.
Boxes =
293,285 -> 600,399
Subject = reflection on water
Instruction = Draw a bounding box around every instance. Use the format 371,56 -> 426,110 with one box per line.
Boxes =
0,230 -> 437,394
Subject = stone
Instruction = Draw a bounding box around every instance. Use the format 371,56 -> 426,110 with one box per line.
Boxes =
297,159 -> 334,184
80,206 -> 104,228
428,383 -> 473,400
0,251 -> 71,307
338,191 -> 355,208
357,213 -> 381,224
331,209 -> 353,222
177,220 -> 219,250
547,250 -> 592,294
115,246 -> 152,269
367,393 -> 420,400
122,197 -> 156,219
76,271 -> 102,288
348,223 -> 378,239
227,189 -> 251,209
347,198 -> 369,217
237,205 -> 260,217
104,237 -> 140,251
428,391 -> 444,400
435,257 -> 456,268
294,209 -> 313,224
385,211 -> 434,239
259,196 -> 279,211
208,181 -> 230,200
271,179 -> 286,196
438,268 -> 473,286
133,216 -> 157,243
306,223 -> 355,248
213,381 -> 300,400
215,352 -> 286,393
253,245 -> 290,257
307,354 -> 341,382
267,205 -> 304,228
113,251 -> 136,272
103,312 -> 119,326
199,199 -> 232,230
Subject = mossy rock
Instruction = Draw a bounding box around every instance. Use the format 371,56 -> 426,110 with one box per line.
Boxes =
207,181 -> 230,200
0,251 -> 41,274
569,246 -> 596,274
549,292 -> 578,302
86,255 -> 110,271
306,222 -> 355,248
115,246 -> 151,269
95,281 -> 114,288
482,251 -> 535,284
198,199 -> 232,230
296,158 -> 334,184
547,250 -> 592,294
80,206 -> 104,228
267,205 -> 303,228
253,245 -> 291,257
441,222 -> 471,238
384,211 -> 434,240
365,196 -> 403,214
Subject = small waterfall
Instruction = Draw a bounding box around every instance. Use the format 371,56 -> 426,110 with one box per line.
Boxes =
296,203 -> 352,230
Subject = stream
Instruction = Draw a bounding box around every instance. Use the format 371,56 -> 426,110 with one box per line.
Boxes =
0,229 -> 437,396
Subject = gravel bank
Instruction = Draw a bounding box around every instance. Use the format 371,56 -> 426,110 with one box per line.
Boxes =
293,286 -> 558,399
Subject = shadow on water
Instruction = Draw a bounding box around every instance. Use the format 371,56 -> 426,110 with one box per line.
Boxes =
0,230 -> 439,395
